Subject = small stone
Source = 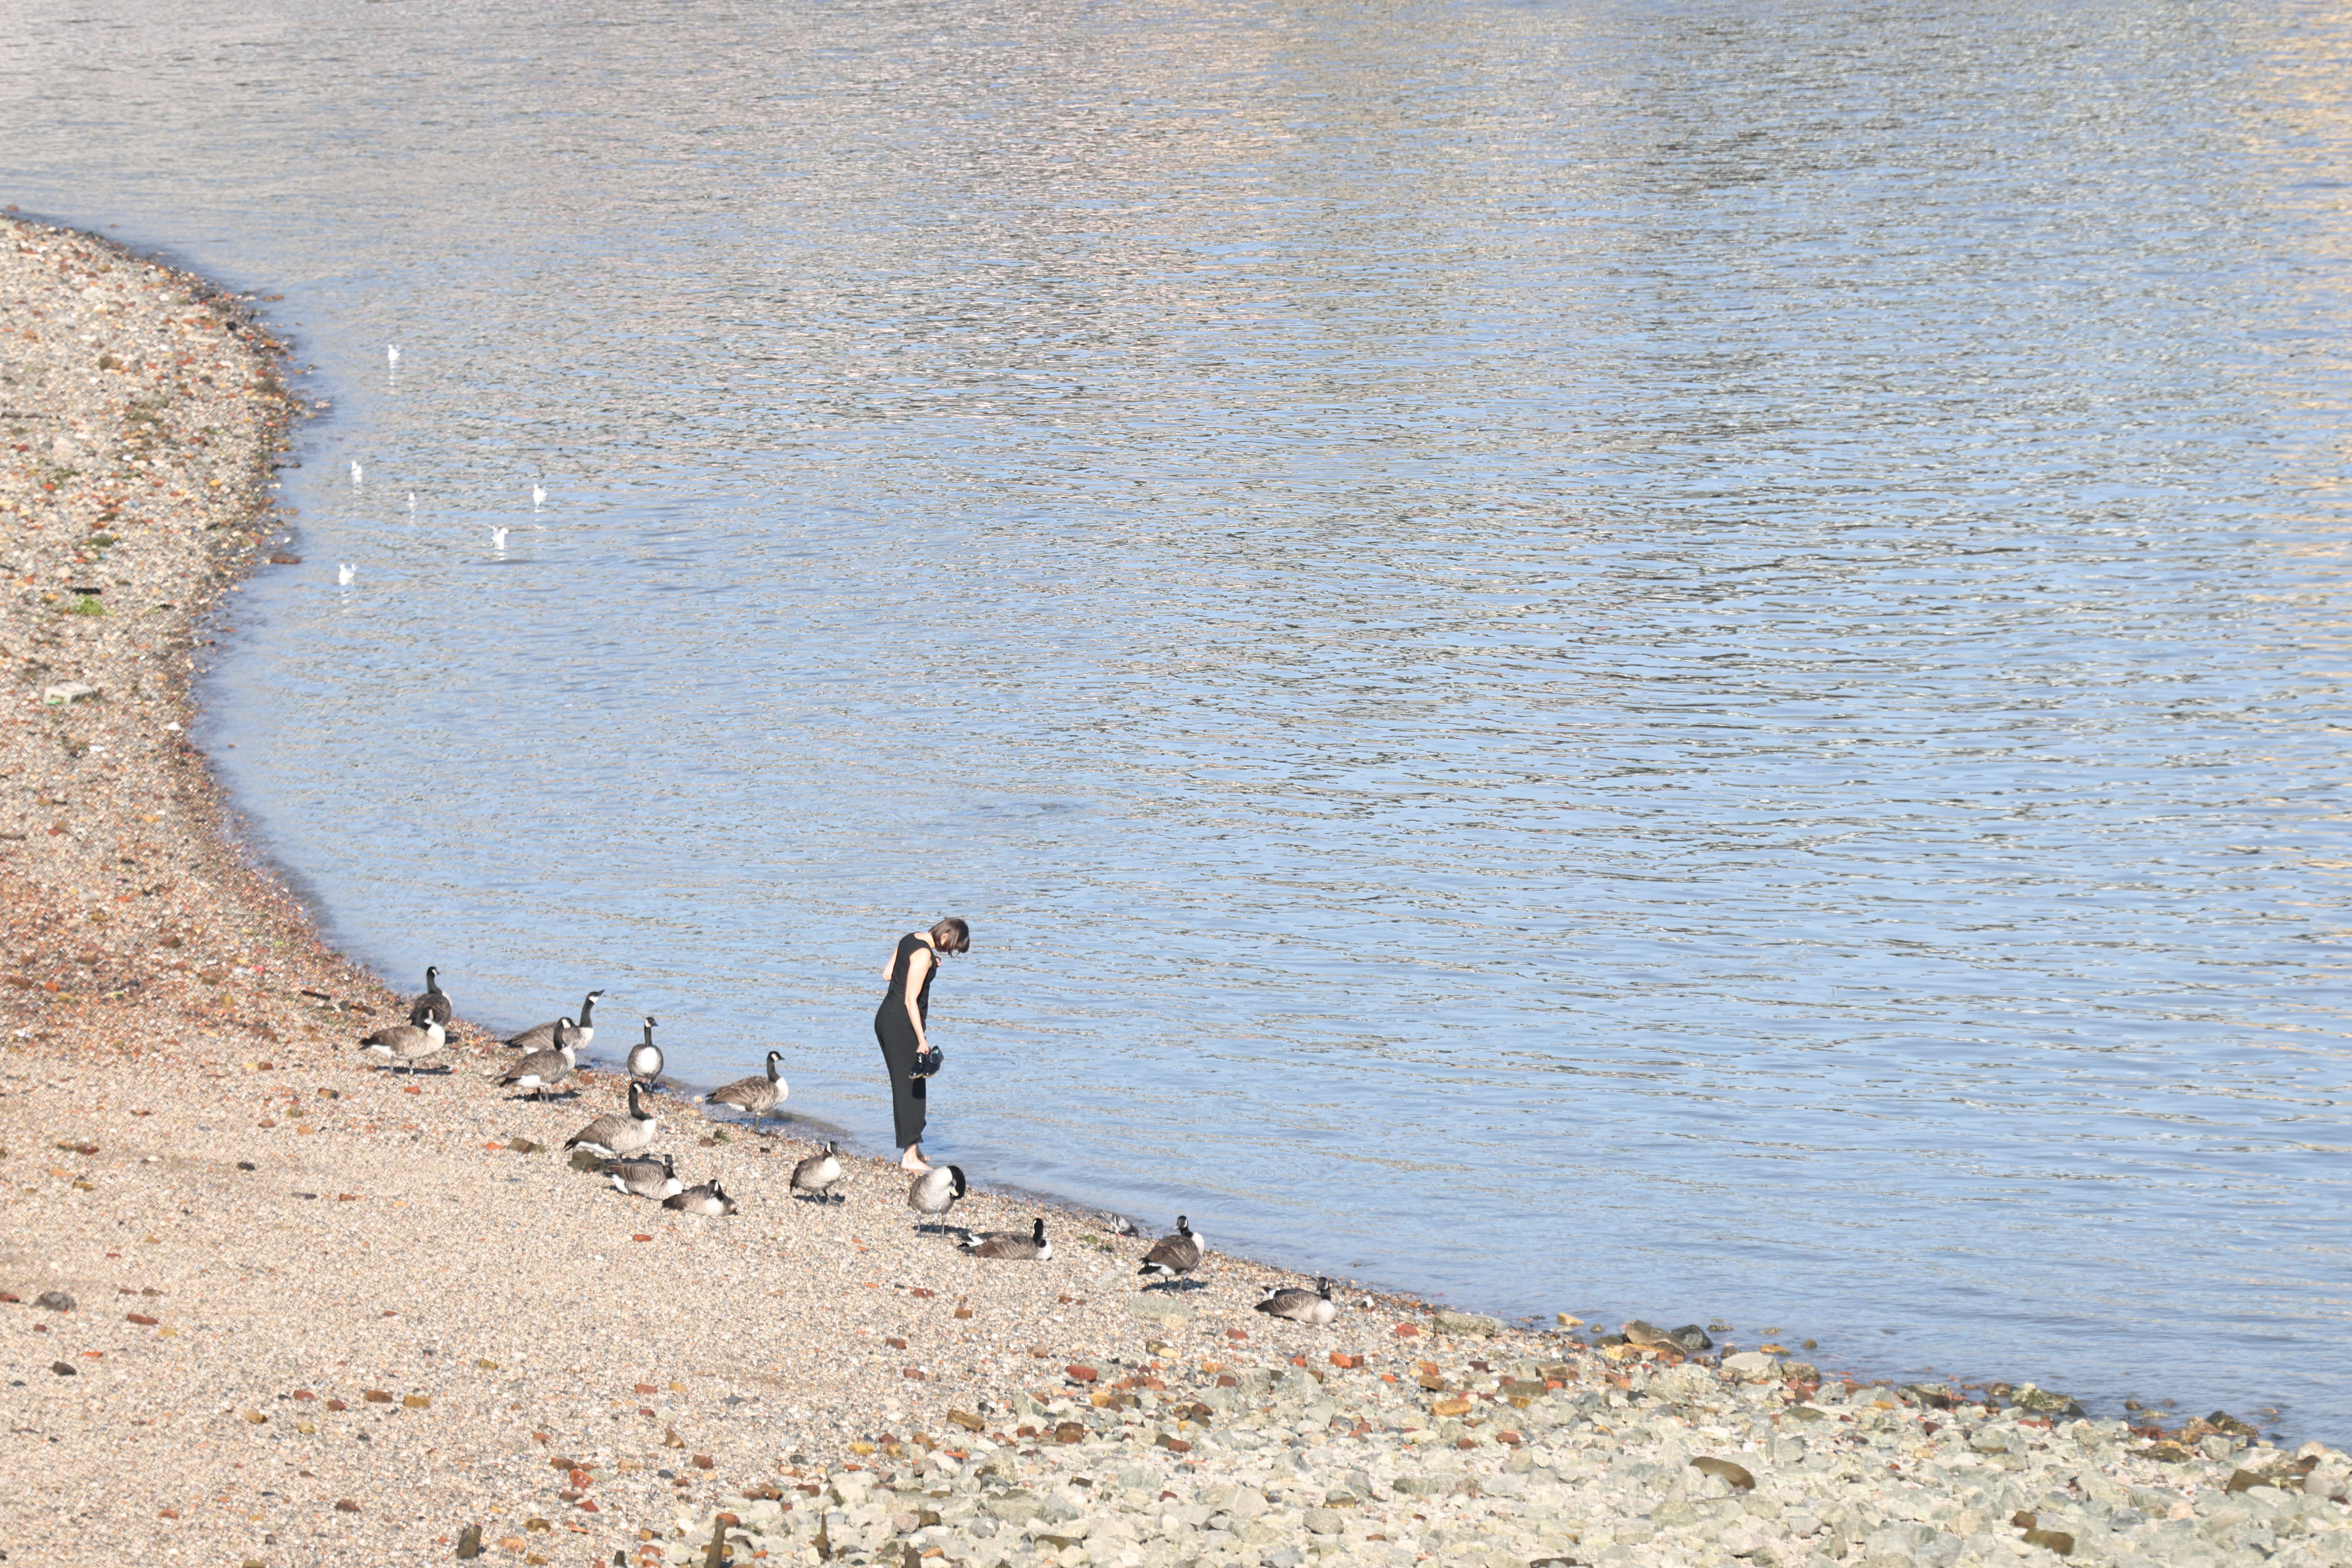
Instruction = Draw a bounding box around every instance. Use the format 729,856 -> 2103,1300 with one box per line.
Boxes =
364,1390 -> 393,1403
244,1409 -> 268,1424
42,681 -> 98,706
50,1359 -> 77,1376
1690,1457 -> 1754,1491
1125,1294 -> 1193,1326
1720,1351 -> 1779,1380
2022,1526 -> 2076,1555
404,1394 -> 430,1408
33,1290 -> 76,1312
1430,1311 -> 1502,1337
1667,1323 -> 1714,1352
335,1499 -> 361,1513
1066,1364 -> 1098,1382
947,1410 -> 985,1433
2010,1383 -> 2086,1418
456,1522 -> 484,1559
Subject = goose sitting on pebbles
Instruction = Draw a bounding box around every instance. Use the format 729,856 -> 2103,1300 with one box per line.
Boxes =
1254,1276 -> 1337,1325
961,1217 -> 1050,1260
908,1163 -> 967,1219
359,1008 -> 446,1074
625,1017 -> 663,1084
565,1080 -> 659,1158
706,1050 -> 787,1124
1138,1216 -> 1203,1288
662,1179 -> 736,1217
413,965 -> 452,1027
506,989 -> 603,1052
790,1141 -> 843,1203
495,1019 -> 579,1101
606,1151 -> 681,1201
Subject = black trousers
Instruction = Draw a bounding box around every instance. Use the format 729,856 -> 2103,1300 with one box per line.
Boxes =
875,1006 -> 927,1148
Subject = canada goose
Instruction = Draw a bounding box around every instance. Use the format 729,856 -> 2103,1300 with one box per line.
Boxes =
1254,1276 -> 1337,1326
908,1164 -> 967,1218
625,1017 -> 663,1084
495,1020 -> 579,1101
566,1080 -> 659,1158
790,1141 -> 843,1203
1138,1216 -> 1203,1287
662,1179 -> 736,1217
961,1217 -> 1050,1260
506,989 -> 603,1052
413,966 -> 452,1027
606,1151 -> 681,1200
359,1009 -> 446,1074
707,1050 -> 786,1123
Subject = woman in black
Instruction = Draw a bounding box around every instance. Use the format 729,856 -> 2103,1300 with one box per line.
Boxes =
876,916 -> 969,1172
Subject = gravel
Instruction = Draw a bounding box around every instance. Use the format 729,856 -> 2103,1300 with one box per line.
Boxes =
5,215 -> 2347,1568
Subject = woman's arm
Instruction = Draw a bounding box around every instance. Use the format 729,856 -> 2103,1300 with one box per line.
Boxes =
902,946 -> 933,1046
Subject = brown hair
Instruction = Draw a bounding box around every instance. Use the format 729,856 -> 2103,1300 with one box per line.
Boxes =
929,917 -> 971,954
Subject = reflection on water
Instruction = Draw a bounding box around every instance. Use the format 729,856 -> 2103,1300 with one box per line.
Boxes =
4,0 -> 2348,1434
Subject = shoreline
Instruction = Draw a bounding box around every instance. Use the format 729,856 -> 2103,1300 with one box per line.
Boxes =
4,215 -> 2350,1568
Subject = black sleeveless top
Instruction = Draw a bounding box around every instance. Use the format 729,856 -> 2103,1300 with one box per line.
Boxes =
882,933 -> 938,1024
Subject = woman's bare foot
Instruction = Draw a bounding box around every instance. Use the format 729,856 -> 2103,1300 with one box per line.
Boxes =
899,1147 -> 932,1173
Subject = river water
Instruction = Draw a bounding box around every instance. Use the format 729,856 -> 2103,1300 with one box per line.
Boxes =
6,0 -> 2348,1435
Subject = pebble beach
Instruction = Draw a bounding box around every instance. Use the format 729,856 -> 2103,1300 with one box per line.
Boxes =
5,213 -> 2352,1568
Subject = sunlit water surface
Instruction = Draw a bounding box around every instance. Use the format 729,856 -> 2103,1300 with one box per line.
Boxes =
5,0 -> 2349,1435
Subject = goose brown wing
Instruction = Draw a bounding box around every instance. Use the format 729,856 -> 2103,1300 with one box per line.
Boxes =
1142,1233 -> 1201,1272
501,1045 -> 570,1083
566,1112 -> 630,1149
709,1076 -> 774,1112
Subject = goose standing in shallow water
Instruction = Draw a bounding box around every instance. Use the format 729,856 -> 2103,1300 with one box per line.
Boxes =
566,1080 -> 659,1158
961,1217 -> 1050,1260
662,1179 -> 736,1216
606,1151 -> 681,1201
625,1017 -> 663,1085
506,989 -> 603,1053
495,1019 -> 579,1101
1254,1276 -> 1337,1325
412,966 -> 452,1027
707,1050 -> 786,1124
790,1141 -> 843,1203
359,1008 -> 446,1074
1138,1216 -> 1203,1288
